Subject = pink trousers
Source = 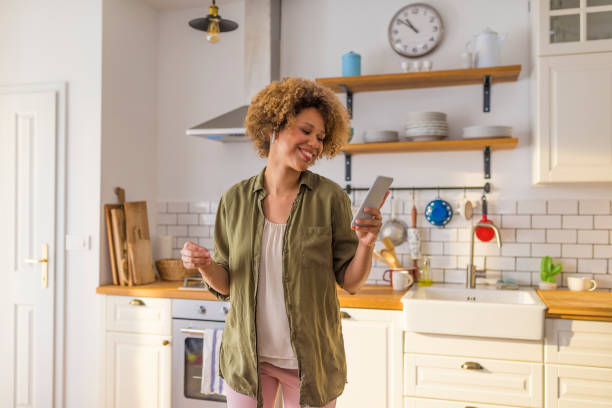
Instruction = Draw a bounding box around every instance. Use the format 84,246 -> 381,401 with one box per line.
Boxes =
225,362 -> 337,408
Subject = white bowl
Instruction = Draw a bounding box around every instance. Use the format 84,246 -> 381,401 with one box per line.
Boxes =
462,125 -> 512,139
364,130 -> 399,143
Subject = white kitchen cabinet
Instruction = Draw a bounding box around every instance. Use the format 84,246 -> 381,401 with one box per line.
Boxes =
535,0 -> 612,56
105,331 -> 172,408
531,0 -> 612,183
337,307 -> 403,408
544,318 -> 612,408
101,295 -> 172,408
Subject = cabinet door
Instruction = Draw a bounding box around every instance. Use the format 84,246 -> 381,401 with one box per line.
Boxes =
545,318 -> 612,368
106,332 -> 172,408
546,364 -> 612,407
336,308 -> 403,408
404,354 -> 543,407
537,0 -> 612,56
534,52 -> 612,183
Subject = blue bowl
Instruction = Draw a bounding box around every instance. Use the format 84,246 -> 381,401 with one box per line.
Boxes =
425,199 -> 453,226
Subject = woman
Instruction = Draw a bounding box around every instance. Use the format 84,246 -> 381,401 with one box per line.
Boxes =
181,77 -> 387,408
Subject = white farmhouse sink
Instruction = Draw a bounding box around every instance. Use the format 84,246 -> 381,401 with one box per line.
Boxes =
402,285 -> 547,340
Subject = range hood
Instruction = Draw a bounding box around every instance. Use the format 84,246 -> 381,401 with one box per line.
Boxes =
187,0 -> 280,142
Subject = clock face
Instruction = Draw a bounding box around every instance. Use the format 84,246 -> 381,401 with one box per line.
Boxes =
388,3 -> 444,58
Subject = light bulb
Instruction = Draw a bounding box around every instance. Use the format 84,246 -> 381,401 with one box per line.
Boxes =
206,19 -> 220,43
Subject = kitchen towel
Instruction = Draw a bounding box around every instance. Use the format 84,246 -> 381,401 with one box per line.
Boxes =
200,328 -> 225,395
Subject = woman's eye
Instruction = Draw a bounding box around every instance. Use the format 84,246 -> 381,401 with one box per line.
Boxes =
301,128 -> 311,135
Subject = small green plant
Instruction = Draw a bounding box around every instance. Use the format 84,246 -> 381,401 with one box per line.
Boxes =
540,256 -> 562,283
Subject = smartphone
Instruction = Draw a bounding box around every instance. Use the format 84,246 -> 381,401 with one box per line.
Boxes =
351,176 -> 393,227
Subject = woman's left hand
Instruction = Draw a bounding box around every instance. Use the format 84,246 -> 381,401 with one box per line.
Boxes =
351,191 -> 390,248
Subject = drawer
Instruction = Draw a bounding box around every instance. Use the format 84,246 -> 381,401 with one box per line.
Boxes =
106,295 -> 171,335
404,397 -> 525,408
545,318 -> 612,368
545,364 -> 612,408
404,354 -> 543,408
404,330 -> 543,362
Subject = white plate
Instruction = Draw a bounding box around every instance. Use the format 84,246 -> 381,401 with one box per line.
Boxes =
406,112 -> 447,121
462,125 -> 512,139
401,135 -> 447,141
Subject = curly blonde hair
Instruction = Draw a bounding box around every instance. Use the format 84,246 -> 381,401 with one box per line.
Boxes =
245,77 -> 351,159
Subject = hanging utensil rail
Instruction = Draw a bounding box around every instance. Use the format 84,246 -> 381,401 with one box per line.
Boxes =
345,183 -> 491,194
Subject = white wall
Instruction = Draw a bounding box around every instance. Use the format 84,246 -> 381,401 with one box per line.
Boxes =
0,0 -> 102,406
101,0 -> 159,285
157,0 -> 612,204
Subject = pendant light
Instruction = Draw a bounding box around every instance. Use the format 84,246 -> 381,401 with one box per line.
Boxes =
188,0 -> 239,44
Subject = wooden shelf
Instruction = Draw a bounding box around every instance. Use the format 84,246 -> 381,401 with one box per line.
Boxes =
341,137 -> 518,155
315,65 -> 521,93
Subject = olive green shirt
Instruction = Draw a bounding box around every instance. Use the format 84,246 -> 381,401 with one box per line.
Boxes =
207,167 -> 359,407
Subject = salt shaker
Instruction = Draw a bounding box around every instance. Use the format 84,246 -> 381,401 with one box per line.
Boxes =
411,61 -> 422,72
422,60 -> 433,71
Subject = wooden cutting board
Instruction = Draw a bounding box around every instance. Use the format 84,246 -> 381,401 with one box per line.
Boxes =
124,201 -> 156,285
104,204 -> 121,285
537,290 -> 612,321
110,208 -> 129,286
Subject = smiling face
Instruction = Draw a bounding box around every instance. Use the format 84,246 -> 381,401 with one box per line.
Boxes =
269,107 -> 326,172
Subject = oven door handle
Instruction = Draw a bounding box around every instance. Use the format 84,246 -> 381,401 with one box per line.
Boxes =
180,328 -> 206,336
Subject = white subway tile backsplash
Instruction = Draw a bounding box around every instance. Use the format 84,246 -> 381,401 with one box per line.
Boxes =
594,245 -> 612,258
579,199 -> 610,215
595,274 -> 612,289
167,225 -> 188,237
546,229 -> 576,243
486,256 -> 515,271
532,215 -> 562,229
563,215 -> 593,229
578,259 -> 608,274
501,243 -> 531,257
200,214 -> 216,225
547,200 -> 578,215
517,229 -> 545,243
518,200 -> 546,214
578,230 -> 608,244
188,225 -> 209,237
490,199 -> 516,215
516,257 -> 541,271
444,242 -> 470,255
502,215 -> 531,229
189,201 -> 211,213
532,243 -> 561,258
562,244 -> 592,258
158,213 -> 178,225
157,196 -> 612,288
178,213 -> 199,225
175,236 -> 191,250
430,228 -> 457,242
431,256 -> 457,269
594,215 -> 612,229
168,201 -> 189,213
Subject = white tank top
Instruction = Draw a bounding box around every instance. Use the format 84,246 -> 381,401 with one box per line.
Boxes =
256,218 -> 299,369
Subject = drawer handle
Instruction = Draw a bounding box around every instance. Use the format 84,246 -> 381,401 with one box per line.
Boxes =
129,299 -> 145,306
461,362 -> 483,370
340,311 -> 351,319
162,340 -> 171,346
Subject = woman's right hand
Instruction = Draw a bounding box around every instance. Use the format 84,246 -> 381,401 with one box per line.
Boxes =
181,241 -> 212,273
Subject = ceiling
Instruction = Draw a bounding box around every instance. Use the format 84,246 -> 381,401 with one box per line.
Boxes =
141,0 -> 241,10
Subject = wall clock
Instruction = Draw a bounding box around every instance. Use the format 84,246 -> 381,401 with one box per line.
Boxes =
388,3 -> 444,58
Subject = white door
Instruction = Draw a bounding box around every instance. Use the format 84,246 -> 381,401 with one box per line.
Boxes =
0,89 -> 58,408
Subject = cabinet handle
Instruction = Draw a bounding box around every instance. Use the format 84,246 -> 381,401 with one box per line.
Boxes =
162,340 -> 171,346
461,361 -> 483,370
340,311 -> 351,319
129,299 -> 145,306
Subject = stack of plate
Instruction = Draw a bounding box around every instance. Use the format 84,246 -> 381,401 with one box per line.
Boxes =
403,112 -> 448,141
363,130 -> 399,143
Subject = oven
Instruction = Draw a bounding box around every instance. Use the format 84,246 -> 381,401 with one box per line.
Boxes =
172,298 -> 230,408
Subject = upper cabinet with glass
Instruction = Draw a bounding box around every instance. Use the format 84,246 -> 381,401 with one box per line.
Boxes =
536,0 -> 612,55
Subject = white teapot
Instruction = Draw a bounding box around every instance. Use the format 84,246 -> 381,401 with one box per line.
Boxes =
465,27 -> 507,68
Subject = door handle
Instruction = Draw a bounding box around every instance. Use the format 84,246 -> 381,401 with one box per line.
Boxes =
180,328 -> 205,336
24,243 -> 48,289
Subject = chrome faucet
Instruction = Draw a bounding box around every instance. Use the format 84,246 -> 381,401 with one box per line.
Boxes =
467,222 -> 502,288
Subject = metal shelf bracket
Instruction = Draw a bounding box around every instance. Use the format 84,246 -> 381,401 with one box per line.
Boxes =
484,146 -> 491,179
483,75 -> 491,112
338,85 -> 353,118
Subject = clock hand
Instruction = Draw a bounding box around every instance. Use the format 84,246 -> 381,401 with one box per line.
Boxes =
404,18 -> 419,33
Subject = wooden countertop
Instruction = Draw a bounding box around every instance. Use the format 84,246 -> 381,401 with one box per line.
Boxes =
537,290 -> 612,322
96,281 -> 407,311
